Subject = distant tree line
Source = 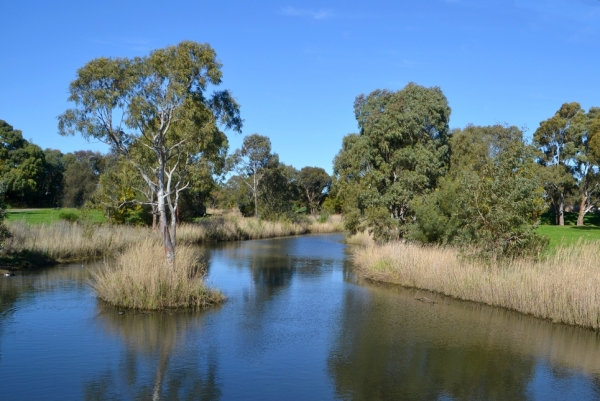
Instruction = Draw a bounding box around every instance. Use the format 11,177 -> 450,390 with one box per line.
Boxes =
0,119 -> 332,226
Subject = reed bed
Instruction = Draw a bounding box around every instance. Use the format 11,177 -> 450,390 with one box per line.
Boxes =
178,215 -> 344,243
352,240 -> 600,330
91,239 -> 224,310
4,221 -> 153,262
3,215 -> 343,264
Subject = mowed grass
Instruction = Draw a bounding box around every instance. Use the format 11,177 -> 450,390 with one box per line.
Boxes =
536,225 -> 600,250
537,212 -> 600,251
5,208 -> 106,224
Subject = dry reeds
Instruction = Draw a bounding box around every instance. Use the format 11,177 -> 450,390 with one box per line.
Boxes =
3,215 -> 344,264
352,240 -> 600,330
178,214 -> 344,243
4,221 -> 153,262
91,239 -> 224,310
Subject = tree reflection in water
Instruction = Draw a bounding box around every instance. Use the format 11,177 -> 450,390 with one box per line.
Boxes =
328,278 -> 600,401
86,308 -> 221,401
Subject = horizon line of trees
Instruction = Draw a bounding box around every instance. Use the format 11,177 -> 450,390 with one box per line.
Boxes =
1,118 -> 333,225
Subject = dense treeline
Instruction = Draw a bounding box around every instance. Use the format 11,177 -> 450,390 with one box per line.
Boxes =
333,83 -> 600,261
0,119 -> 332,225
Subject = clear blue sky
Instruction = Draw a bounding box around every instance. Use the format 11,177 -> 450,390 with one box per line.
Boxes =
1,0 -> 599,174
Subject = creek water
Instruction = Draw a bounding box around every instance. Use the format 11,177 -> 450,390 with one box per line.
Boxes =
1,233 -> 600,400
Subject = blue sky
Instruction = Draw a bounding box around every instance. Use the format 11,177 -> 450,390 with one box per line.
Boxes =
1,0 -> 599,173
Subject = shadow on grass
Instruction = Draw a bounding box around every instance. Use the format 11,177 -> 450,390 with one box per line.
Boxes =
567,226 -> 600,231
0,250 -> 57,270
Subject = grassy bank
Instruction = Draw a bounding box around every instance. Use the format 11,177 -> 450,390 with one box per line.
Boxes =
352,241 -> 600,330
5,208 -> 106,224
92,240 -> 224,310
1,214 -> 344,267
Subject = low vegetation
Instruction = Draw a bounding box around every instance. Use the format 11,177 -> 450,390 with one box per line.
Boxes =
352,240 -> 600,330
5,208 -> 105,225
1,213 -> 343,266
91,240 -> 224,310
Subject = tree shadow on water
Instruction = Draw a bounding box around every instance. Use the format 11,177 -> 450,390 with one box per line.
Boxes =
85,306 -> 221,401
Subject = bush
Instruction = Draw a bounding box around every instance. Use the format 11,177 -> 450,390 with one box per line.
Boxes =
58,210 -> 80,223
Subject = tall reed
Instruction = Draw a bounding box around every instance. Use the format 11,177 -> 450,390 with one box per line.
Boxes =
91,239 -> 224,310
4,221 -> 153,262
352,240 -> 600,330
3,215 -> 344,264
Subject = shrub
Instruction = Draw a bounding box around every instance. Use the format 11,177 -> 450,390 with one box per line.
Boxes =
58,210 -> 80,223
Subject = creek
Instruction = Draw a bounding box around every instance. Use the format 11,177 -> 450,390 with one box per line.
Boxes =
1,233 -> 599,400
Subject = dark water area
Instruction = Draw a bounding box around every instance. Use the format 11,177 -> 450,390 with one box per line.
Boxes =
1,233 -> 600,400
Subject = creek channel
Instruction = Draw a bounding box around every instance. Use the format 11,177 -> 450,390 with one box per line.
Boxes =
1,233 -> 600,400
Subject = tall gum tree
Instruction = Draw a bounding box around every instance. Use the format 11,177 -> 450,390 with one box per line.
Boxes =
228,134 -> 276,218
59,41 -> 242,263
533,102 -> 582,225
334,83 -> 450,241
575,107 -> 600,225
297,166 -> 331,215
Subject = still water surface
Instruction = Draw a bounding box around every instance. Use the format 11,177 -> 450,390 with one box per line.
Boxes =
1,234 -> 600,400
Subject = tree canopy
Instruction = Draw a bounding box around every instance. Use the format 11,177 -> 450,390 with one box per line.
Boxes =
297,167 -> 330,215
334,83 -> 451,241
59,41 -> 242,262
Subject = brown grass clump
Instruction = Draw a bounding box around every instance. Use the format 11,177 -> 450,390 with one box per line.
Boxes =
91,239 -> 224,310
345,230 -> 375,246
352,240 -> 600,330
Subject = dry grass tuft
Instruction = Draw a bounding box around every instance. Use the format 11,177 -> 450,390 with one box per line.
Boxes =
91,239 -> 224,310
345,230 -> 375,246
352,240 -> 600,330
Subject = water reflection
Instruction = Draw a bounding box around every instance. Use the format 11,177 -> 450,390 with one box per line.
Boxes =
2,235 -> 600,400
329,279 -> 600,400
87,308 -> 221,401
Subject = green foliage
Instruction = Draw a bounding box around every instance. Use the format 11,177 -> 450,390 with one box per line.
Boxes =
0,120 -> 57,207
411,125 -> 548,262
297,166 -> 331,215
334,83 -> 451,241
90,157 -> 152,225
62,150 -> 106,207
259,163 -> 300,221
228,134 -> 278,217
58,41 -> 241,260
534,103 -> 600,226
58,210 -> 80,223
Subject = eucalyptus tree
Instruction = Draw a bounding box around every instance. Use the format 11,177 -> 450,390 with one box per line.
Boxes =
297,166 -> 331,215
533,102 -> 582,225
574,107 -> 600,225
334,83 -> 451,241
58,41 -> 242,263
228,134 -> 277,218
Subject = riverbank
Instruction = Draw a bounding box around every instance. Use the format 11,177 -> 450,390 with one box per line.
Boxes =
352,241 -> 600,330
1,214 -> 344,268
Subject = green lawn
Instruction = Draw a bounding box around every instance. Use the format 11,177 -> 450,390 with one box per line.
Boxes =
5,208 -> 106,224
536,211 -> 600,251
536,224 -> 600,249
